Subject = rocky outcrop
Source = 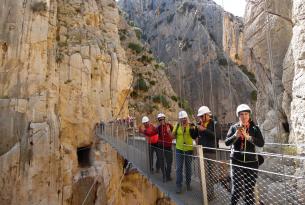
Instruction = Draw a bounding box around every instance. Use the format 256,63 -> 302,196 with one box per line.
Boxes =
120,0 -> 256,123
243,0 -> 293,144
290,0 -> 305,151
223,13 -> 244,65
0,0 -> 175,204
244,0 -> 305,200
117,15 -> 180,122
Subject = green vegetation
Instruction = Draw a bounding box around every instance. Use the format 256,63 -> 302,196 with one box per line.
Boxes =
239,65 -> 257,84
218,58 -> 228,66
130,91 -> 138,98
0,95 -> 9,99
139,55 -> 153,63
128,21 -> 135,27
128,43 -> 143,54
152,95 -> 170,108
134,78 -> 149,91
149,80 -> 156,86
58,41 -> 68,47
31,2 -> 47,12
145,71 -> 152,76
154,62 -> 165,69
56,52 -> 64,63
134,28 -> 142,40
64,79 -> 72,84
144,104 -> 155,114
171,95 -> 178,102
178,99 -> 193,115
235,54 -> 240,60
178,2 -> 196,14
181,39 -> 192,52
119,29 -> 128,41
283,146 -> 298,155
108,2 -> 116,8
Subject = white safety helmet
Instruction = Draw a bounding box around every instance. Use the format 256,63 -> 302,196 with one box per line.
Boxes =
178,110 -> 188,119
157,113 -> 166,119
197,106 -> 211,117
236,104 -> 252,117
142,116 -> 149,123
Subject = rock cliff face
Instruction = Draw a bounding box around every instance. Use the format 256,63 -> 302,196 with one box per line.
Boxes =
244,0 -> 305,196
120,0 -> 256,123
117,15 -> 180,123
243,0 -> 305,150
0,0 -> 175,204
243,0 -> 293,144
290,0 -> 305,152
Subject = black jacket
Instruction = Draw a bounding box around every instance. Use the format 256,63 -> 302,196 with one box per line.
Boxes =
225,121 -> 264,167
192,120 -> 219,153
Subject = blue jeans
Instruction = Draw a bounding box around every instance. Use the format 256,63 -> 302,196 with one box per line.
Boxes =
176,149 -> 193,187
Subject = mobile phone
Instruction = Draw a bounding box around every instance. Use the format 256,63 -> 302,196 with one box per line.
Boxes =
236,125 -> 243,130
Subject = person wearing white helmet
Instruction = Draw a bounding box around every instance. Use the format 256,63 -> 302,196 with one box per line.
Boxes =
192,106 -> 219,200
173,110 -> 197,193
156,113 -> 174,182
225,104 -> 264,205
139,116 -> 160,173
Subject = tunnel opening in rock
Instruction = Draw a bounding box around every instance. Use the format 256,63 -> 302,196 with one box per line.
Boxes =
77,146 -> 92,168
282,121 -> 290,133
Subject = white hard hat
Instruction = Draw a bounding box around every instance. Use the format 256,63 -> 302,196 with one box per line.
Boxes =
236,104 -> 252,117
142,116 -> 149,123
178,110 -> 188,119
197,106 -> 211,117
157,113 -> 166,119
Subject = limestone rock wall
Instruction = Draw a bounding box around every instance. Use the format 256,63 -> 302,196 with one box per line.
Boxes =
120,0 -> 256,123
223,13 -> 244,65
243,0 -> 293,144
290,0 -> 305,150
0,0 -> 173,204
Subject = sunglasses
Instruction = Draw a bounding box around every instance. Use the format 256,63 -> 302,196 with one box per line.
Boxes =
158,118 -> 165,121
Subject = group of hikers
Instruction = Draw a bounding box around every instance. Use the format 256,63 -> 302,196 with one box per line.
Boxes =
138,104 -> 265,205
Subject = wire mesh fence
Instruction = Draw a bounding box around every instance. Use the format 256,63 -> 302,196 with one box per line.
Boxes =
99,123 -> 305,205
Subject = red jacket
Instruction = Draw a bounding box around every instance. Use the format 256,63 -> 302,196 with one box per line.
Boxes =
157,123 -> 173,148
143,124 -> 158,144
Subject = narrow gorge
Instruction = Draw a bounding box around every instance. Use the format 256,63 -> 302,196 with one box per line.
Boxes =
0,0 -> 305,204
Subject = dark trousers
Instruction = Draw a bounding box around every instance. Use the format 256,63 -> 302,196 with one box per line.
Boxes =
176,149 -> 193,187
148,144 -> 159,172
157,145 -> 173,180
231,165 -> 258,205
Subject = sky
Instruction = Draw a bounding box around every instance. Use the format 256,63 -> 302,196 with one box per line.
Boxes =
214,0 -> 247,17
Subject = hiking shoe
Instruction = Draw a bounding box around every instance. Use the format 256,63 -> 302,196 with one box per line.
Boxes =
176,186 -> 182,194
186,184 -> 192,191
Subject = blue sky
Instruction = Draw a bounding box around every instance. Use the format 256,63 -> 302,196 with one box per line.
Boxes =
214,0 -> 246,17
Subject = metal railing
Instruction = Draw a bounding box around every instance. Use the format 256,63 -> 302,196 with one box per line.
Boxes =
97,123 -> 305,205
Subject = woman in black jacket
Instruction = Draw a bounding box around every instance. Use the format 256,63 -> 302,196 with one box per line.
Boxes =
192,106 -> 219,200
225,104 -> 264,205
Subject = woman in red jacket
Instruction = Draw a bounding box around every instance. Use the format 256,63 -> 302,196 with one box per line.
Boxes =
156,113 -> 174,182
139,116 -> 159,173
